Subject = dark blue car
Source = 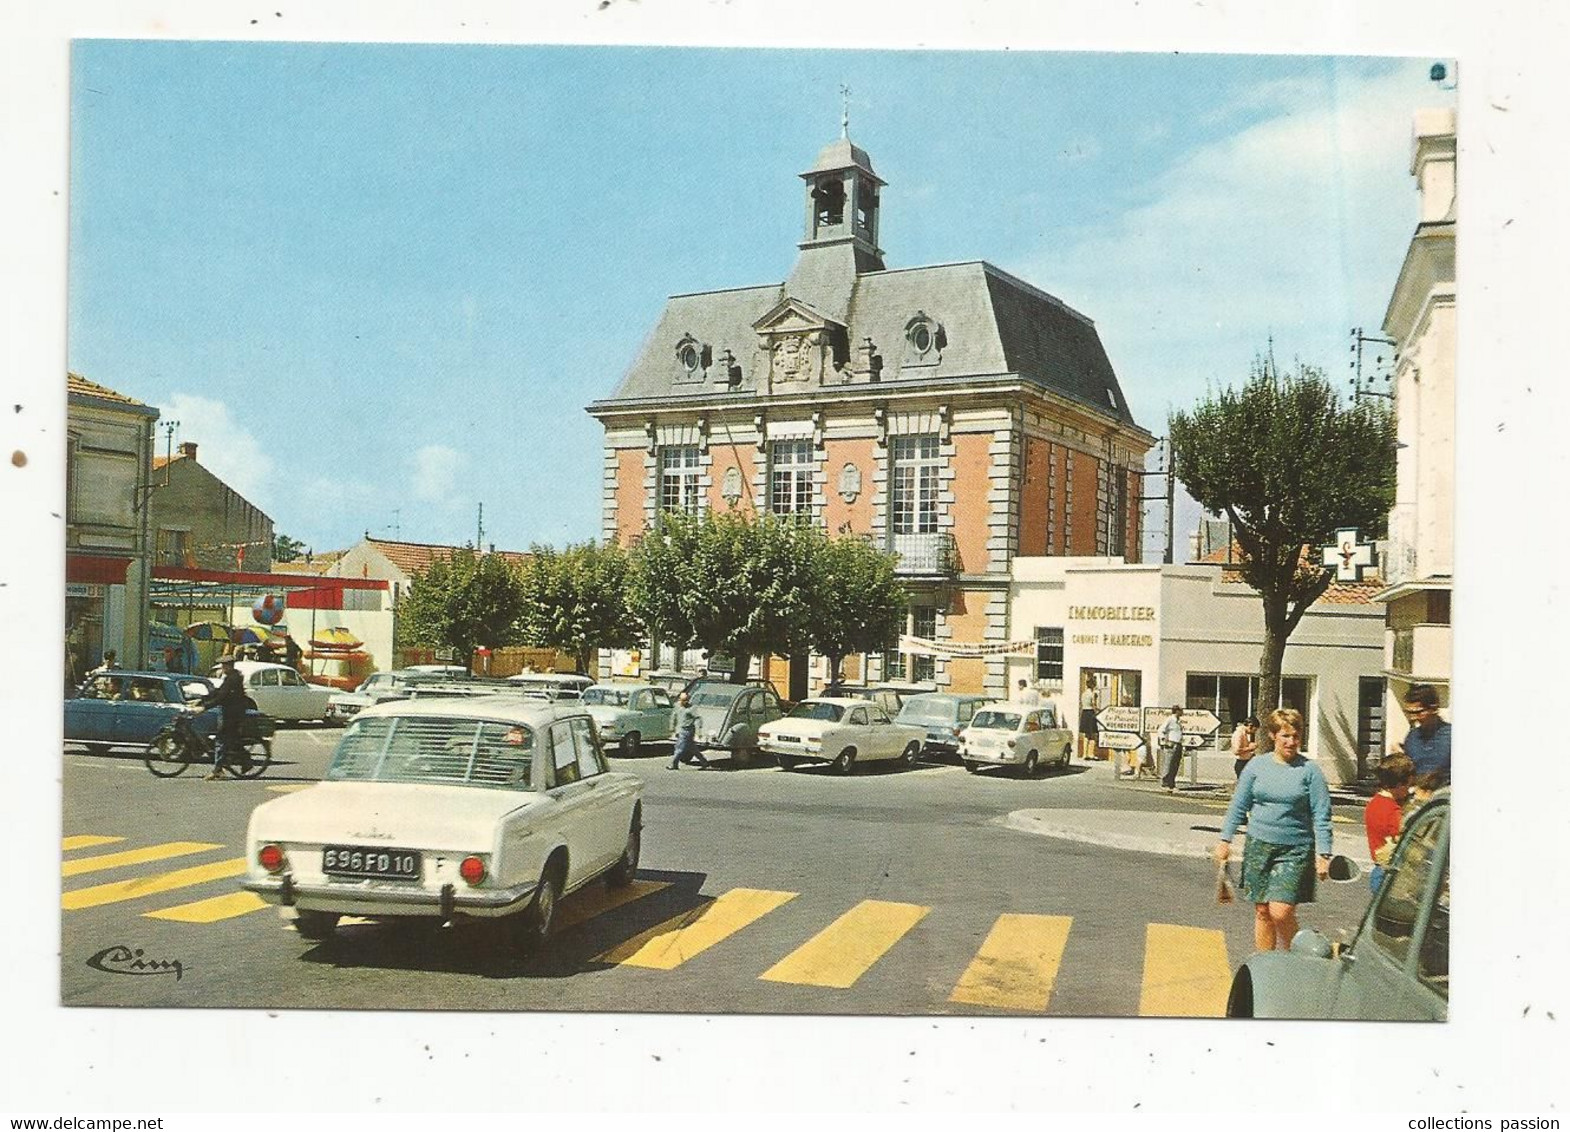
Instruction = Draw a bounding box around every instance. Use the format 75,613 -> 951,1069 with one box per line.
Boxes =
65,670 -> 229,751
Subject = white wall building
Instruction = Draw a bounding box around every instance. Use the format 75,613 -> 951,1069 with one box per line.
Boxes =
1006,556 -> 1386,786
1375,107 -> 1455,727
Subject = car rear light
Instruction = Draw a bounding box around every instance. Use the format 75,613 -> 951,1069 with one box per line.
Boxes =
459,855 -> 487,885
258,844 -> 285,873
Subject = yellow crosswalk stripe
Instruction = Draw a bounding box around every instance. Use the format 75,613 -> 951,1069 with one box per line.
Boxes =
1139,923 -> 1232,1017
598,887 -> 797,970
62,841 -> 222,878
761,900 -> 929,989
948,913 -> 1072,1012
63,835 -> 125,852
556,879 -> 670,932
62,858 -> 247,911
144,891 -> 268,923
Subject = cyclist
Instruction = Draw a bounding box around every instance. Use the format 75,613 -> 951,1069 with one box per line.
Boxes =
198,655 -> 248,780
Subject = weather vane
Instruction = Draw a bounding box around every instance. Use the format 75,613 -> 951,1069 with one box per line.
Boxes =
840,84 -> 850,138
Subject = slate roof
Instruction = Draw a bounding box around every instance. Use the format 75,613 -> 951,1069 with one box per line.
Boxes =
596,260 -> 1139,429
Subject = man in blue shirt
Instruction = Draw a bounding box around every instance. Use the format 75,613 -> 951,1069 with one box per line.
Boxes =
1397,683 -> 1451,785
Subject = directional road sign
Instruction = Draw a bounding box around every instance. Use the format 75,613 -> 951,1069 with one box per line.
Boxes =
1141,706 -> 1221,738
1095,705 -> 1143,734
1097,731 -> 1144,751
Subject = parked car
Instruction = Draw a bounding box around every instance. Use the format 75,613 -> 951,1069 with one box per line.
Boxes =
894,693 -> 992,758
325,669 -> 439,725
505,673 -> 596,700
822,681 -> 936,717
1225,789 -> 1449,1020
759,697 -> 926,775
240,695 -> 645,951
65,670 -> 264,752
217,661 -> 333,723
685,679 -> 784,766
644,670 -> 706,697
403,664 -> 471,676
580,682 -> 676,757
958,701 -> 1074,776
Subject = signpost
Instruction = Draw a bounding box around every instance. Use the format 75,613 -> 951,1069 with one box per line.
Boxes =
1100,706 -> 1222,784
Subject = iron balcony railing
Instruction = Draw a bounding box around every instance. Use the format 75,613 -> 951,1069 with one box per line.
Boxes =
890,531 -> 957,577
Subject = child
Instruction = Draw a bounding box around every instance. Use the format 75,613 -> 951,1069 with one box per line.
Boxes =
1411,770 -> 1446,806
1365,752 -> 1414,893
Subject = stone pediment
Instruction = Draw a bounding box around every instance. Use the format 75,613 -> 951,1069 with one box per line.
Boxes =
751,296 -> 842,336
751,296 -> 846,394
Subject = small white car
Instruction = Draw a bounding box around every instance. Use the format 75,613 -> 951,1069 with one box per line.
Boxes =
580,682 -> 676,757
505,673 -> 596,700
759,696 -> 926,775
958,701 -> 1075,776
325,669 -> 430,725
222,661 -> 333,723
241,696 -> 644,952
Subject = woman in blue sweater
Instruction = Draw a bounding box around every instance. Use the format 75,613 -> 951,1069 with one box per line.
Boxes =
1212,707 -> 1334,951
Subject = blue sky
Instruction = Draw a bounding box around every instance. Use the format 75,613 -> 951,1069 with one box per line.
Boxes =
68,43 -> 1449,557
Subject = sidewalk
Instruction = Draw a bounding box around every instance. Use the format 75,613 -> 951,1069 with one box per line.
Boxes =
1008,759 -> 1372,865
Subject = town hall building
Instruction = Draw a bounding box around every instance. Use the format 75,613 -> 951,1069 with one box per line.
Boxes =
587,130 -> 1155,700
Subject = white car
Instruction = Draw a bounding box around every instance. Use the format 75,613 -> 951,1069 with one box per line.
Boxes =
759,696 -> 926,775
505,673 -> 596,700
240,695 -> 644,952
221,661 -> 333,723
325,669 -> 428,725
958,701 -> 1074,776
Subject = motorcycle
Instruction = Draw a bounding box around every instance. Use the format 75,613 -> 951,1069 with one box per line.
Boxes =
143,704 -> 276,779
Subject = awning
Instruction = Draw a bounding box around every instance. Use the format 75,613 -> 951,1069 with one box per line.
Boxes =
67,554 -> 131,585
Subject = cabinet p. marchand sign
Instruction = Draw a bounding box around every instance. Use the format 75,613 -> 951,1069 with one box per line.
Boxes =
1069,605 -> 1156,648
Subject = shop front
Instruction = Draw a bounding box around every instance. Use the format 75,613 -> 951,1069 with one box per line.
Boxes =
65,555 -> 132,688
1009,557 -> 1384,786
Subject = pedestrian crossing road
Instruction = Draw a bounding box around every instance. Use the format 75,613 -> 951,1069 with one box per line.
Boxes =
61,830 -> 1240,1016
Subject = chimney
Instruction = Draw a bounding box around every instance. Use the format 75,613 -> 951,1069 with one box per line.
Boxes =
178,441 -> 198,461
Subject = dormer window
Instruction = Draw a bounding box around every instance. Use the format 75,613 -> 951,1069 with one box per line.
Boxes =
674,334 -> 710,383
903,312 -> 947,367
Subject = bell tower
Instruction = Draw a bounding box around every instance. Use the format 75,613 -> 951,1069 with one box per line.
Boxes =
787,106 -> 887,323
798,133 -> 886,270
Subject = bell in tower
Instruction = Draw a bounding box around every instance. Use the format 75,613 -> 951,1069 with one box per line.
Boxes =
799,136 -> 886,271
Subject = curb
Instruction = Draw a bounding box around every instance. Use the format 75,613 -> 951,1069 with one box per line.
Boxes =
1001,808 -> 1374,868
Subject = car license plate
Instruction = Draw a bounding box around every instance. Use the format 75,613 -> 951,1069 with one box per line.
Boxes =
322,845 -> 421,881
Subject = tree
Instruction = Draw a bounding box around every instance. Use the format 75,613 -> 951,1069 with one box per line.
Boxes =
272,533 -> 307,563
516,541 -> 643,675
397,546 -> 526,673
628,511 -> 820,682
1169,354 -> 1395,714
809,534 -> 908,689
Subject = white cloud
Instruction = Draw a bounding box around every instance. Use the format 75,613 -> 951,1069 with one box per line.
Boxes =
161,393 -> 276,507
411,444 -> 464,503
1015,65 -> 1448,419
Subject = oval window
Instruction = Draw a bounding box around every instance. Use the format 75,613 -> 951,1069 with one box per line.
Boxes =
679,344 -> 700,372
911,324 -> 932,354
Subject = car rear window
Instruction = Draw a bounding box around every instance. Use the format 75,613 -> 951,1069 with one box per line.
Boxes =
326,715 -> 536,790
897,698 -> 955,724
691,687 -> 742,708
970,710 -> 1022,731
787,702 -> 846,722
